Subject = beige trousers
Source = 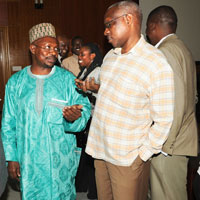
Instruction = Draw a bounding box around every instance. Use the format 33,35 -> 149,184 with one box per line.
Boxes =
150,154 -> 188,200
94,156 -> 150,200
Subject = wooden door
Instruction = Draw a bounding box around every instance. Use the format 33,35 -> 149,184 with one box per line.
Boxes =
0,26 -> 11,124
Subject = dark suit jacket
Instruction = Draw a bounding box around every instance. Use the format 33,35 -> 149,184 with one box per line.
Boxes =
159,34 -> 198,156
0,134 -> 7,196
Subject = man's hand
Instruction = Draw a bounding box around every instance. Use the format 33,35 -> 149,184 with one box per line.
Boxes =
8,161 -> 20,181
75,78 -> 100,93
63,104 -> 83,122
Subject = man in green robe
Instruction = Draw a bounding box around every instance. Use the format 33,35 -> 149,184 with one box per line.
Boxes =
1,23 -> 91,200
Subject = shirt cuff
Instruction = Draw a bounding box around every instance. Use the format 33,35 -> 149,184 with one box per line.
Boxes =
5,145 -> 18,162
138,145 -> 154,162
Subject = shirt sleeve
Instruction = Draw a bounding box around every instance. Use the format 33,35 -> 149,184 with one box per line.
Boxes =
1,80 -> 18,161
63,76 -> 91,132
139,62 -> 174,161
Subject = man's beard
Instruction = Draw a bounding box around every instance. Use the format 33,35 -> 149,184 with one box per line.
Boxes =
43,64 -> 54,69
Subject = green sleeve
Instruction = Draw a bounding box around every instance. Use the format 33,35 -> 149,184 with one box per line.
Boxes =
1,79 -> 18,161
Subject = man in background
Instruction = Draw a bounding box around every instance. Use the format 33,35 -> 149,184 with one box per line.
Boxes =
62,36 -> 83,76
146,6 -> 198,200
55,34 -> 70,67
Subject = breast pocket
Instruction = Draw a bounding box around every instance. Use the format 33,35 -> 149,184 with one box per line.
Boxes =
47,98 -> 68,124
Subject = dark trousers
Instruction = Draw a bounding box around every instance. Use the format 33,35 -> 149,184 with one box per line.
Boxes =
75,149 -> 97,198
193,173 -> 200,200
75,118 -> 97,198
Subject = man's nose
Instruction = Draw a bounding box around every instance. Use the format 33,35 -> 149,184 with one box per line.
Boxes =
104,27 -> 109,36
49,49 -> 58,56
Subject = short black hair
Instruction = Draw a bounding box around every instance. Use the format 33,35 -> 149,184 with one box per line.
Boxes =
148,5 -> 177,31
71,36 -> 83,47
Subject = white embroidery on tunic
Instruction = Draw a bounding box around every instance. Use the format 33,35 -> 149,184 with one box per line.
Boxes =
35,79 -> 44,115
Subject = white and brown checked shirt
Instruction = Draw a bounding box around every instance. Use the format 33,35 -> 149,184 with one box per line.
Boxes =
85,35 -> 174,166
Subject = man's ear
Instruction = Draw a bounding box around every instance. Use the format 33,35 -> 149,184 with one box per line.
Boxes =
149,22 -> 156,31
125,13 -> 133,25
29,44 -> 36,55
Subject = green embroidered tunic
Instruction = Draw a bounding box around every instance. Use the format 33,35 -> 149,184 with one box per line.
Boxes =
1,66 -> 91,200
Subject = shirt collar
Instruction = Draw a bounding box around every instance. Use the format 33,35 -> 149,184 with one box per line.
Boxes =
58,54 -> 62,63
155,33 -> 175,48
28,66 -> 56,79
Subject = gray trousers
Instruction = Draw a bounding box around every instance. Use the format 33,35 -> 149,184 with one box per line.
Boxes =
150,153 -> 188,200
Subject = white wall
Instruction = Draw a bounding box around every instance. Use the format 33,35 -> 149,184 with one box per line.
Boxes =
140,0 -> 200,61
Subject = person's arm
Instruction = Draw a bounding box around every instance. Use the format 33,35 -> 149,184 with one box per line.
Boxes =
139,61 -> 174,161
1,79 -> 21,180
62,76 -> 91,132
75,78 -> 100,93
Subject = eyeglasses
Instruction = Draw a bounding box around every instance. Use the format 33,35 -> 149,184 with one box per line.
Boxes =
105,14 -> 127,29
34,44 -> 60,53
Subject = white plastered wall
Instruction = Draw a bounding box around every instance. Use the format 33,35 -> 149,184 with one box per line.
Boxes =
140,0 -> 200,61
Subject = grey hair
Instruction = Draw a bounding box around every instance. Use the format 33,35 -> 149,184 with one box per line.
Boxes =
108,1 -> 143,24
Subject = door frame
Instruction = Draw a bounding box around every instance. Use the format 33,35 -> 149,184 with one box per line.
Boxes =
0,26 -> 11,121
0,26 -> 11,86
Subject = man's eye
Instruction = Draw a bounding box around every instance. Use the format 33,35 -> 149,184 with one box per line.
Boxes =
43,46 -> 59,52
105,23 -> 111,29
45,46 -> 51,50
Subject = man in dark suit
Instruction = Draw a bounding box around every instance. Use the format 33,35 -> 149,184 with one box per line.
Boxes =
55,34 -> 70,67
146,5 -> 198,200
